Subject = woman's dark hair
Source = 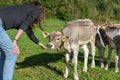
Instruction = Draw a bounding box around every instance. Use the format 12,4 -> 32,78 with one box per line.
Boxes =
24,0 -> 45,30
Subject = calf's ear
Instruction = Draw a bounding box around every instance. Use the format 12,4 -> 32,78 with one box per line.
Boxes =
42,31 -> 50,38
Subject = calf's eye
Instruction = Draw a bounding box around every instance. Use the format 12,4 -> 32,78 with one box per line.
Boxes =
56,38 -> 60,40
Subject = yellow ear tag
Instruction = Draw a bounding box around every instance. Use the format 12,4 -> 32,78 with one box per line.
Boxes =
43,35 -> 47,38
65,37 -> 69,42
42,32 -> 48,38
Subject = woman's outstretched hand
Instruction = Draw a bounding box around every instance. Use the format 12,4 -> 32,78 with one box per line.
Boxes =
38,42 -> 48,49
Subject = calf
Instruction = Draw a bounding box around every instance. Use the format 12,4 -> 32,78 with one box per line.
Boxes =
105,26 -> 120,72
43,19 -> 96,80
96,25 -> 120,72
95,27 -> 113,70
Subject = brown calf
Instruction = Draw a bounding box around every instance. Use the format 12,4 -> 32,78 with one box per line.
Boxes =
43,19 -> 96,80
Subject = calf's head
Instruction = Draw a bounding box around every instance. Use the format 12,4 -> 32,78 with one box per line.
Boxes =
42,31 -> 71,52
42,31 -> 63,49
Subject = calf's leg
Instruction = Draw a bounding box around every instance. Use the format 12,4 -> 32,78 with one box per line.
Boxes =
72,44 -> 79,80
105,45 -> 112,70
90,41 -> 95,68
98,47 -> 105,68
115,48 -> 120,73
82,44 -> 89,72
63,52 -> 70,78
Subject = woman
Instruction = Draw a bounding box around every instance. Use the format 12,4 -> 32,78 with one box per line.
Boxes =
0,1 -> 47,80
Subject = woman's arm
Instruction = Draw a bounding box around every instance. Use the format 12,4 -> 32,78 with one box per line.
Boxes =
14,29 -> 24,41
13,29 -> 24,55
26,28 -> 47,49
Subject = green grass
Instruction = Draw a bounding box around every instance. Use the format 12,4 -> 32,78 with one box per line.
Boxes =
7,18 -> 120,80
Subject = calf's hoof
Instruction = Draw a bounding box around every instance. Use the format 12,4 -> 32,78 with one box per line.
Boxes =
83,67 -> 87,72
91,64 -> 95,68
101,63 -> 104,68
63,73 -> 68,78
74,76 -> 79,80
115,70 -> 119,73
115,68 -> 119,73
105,65 -> 108,70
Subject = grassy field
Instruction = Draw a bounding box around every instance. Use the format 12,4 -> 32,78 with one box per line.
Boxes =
7,18 -> 120,80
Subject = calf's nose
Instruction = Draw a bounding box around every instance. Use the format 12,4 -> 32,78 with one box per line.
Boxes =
47,43 -> 53,48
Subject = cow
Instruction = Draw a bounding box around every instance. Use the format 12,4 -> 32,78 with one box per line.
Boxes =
96,24 -> 120,73
95,27 -> 113,70
42,19 -> 96,80
105,26 -> 120,73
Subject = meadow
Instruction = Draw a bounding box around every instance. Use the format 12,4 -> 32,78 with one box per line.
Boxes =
7,18 -> 120,80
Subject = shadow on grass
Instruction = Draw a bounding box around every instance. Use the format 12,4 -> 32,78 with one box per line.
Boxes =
77,52 -> 115,69
16,51 -> 115,76
89,55 -> 115,69
16,51 -> 84,76
16,52 -> 65,76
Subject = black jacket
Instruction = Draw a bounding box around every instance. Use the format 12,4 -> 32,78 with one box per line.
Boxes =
0,4 -> 40,44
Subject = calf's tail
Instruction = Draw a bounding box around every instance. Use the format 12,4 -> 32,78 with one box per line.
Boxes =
96,26 -> 105,48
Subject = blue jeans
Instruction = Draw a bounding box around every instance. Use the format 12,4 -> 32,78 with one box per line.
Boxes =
0,19 -> 18,80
